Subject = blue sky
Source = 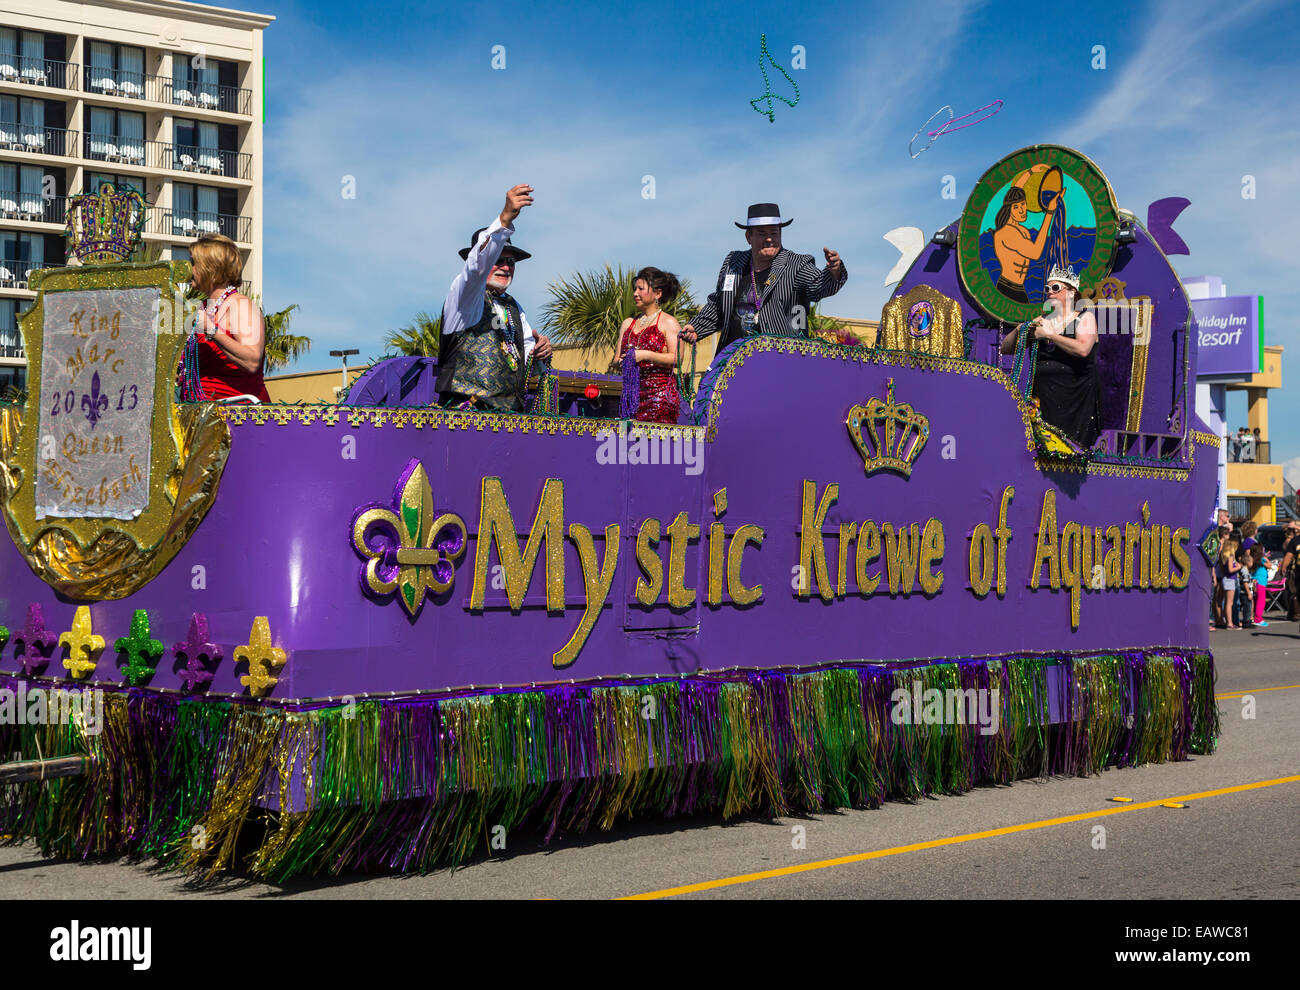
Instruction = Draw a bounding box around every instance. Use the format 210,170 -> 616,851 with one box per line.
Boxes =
248,0 -> 1300,483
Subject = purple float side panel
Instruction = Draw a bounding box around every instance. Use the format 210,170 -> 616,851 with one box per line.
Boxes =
0,354 -> 1211,699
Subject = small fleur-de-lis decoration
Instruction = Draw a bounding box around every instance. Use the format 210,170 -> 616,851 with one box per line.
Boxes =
173,612 -> 221,692
114,609 -> 164,686
234,616 -> 286,698
59,605 -> 105,680
13,603 -> 59,676
81,370 -> 109,429
351,459 -> 466,617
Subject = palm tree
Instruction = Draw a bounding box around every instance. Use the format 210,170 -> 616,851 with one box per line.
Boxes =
262,303 -> 310,373
383,310 -> 441,359
540,265 -> 697,357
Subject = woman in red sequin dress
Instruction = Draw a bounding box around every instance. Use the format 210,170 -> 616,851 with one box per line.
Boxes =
617,267 -> 681,424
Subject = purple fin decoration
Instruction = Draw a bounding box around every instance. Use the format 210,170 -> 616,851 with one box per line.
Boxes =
1147,197 -> 1191,256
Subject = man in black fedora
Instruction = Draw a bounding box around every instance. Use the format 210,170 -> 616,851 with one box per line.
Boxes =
681,203 -> 846,352
437,183 -> 553,411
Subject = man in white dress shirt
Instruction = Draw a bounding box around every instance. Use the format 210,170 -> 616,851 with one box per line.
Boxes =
436,184 -> 553,410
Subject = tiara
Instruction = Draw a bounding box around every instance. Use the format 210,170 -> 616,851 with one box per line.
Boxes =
64,182 -> 148,264
1047,264 -> 1079,288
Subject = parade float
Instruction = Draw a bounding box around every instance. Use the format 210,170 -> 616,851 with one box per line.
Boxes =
0,145 -> 1219,880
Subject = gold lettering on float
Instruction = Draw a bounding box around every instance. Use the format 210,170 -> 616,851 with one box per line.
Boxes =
1123,521 -> 1140,588
727,525 -> 765,605
1139,502 -> 1152,589
1030,489 -> 1060,590
635,518 -> 663,604
554,523 -> 620,669
797,480 -> 838,601
1104,525 -> 1123,589
665,510 -> 700,608
968,524 -> 994,597
1151,525 -> 1171,590
1170,528 -> 1191,589
1060,521 -> 1083,629
881,523 -> 920,596
708,489 -> 728,606
995,486 -> 1013,596
918,519 -> 945,595
855,520 -> 882,597
470,477 -> 565,612
836,522 -> 858,597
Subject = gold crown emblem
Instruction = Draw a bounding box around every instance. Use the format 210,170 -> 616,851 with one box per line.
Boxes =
64,182 -> 148,264
846,378 -> 930,477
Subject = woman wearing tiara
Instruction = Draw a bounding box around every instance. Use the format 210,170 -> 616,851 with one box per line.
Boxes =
1000,264 -> 1101,446
617,267 -> 682,424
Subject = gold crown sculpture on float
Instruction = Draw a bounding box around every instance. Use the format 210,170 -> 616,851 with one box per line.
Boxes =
64,182 -> 148,264
846,378 -> 930,478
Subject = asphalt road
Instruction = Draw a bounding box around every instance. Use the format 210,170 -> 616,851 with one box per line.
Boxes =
2,623 -> 1296,900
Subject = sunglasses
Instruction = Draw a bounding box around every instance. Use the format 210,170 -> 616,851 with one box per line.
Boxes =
1044,283 -> 1066,293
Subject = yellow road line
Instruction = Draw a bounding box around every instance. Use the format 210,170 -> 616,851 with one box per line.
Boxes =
1217,684 -> 1300,699
620,775 -> 1300,900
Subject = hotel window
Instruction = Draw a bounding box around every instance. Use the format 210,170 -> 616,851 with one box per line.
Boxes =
0,298 -> 17,351
0,231 -> 44,283
172,183 -> 238,240
0,95 -> 45,152
87,40 -> 145,98
0,163 -> 46,219
173,118 -> 222,174
87,171 -> 145,197
0,28 -> 47,86
172,56 -> 221,110
87,107 -> 145,164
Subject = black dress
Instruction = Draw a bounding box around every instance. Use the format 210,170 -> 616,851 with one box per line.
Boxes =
1032,314 -> 1101,446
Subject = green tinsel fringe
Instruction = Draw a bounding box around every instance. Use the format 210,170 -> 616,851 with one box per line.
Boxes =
0,650 -> 1219,881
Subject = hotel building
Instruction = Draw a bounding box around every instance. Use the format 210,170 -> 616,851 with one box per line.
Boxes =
0,0 -> 272,391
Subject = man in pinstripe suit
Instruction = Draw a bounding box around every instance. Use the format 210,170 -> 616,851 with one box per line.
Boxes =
681,203 -> 846,353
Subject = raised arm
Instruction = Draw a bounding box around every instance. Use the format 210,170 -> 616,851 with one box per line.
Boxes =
441,184 -> 533,337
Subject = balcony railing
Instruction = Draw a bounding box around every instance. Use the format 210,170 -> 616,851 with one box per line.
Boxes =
0,57 -> 76,90
83,65 -> 147,101
0,343 -> 24,360
154,208 -> 250,243
0,259 -> 64,289
0,125 -> 76,158
83,131 -> 148,167
165,79 -> 252,116
161,142 -> 251,180
1228,440 -> 1271,464
0,190 -> 65,224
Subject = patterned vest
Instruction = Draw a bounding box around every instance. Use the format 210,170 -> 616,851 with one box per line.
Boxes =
436,290 -> 528,410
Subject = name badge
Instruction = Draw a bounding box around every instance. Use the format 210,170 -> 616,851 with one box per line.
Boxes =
723,273 -> 736,292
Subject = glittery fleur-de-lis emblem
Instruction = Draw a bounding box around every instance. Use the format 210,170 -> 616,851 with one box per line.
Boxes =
114,609 -> 164,686
59,605 -> 105,680
12,603 -> 58,675
173,612 -> 221,692
351,459 -> 467,617
81,370 -> 109,429
234,616 -> 286,698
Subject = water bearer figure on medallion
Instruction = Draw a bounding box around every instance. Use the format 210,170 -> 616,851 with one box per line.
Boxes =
992,163 -> 1065,304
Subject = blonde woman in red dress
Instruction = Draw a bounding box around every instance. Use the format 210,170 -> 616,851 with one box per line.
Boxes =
616,267 -> 681,424
188,233 -> 270,402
